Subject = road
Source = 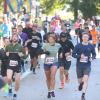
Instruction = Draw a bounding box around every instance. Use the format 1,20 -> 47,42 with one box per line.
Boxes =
0,55 -> 100,100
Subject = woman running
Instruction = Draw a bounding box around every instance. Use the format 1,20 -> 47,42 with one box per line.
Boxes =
42,34 -> 61,99
58,32 -> 74,89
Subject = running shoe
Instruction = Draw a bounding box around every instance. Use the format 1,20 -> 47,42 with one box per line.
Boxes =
81,94 -> 85,100
51,91 -> 55,98
3,92 -> 8,97
78,82 -> 84,91
13,94 -> 17,100
47,92 -> 51,99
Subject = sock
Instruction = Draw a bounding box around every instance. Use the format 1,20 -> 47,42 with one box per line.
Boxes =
48,90 -> 51,93
14,91 -> 17,95
51,90 -> 54,92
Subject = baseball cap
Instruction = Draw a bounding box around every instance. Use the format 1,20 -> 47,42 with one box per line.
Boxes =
60,32 -> 66,38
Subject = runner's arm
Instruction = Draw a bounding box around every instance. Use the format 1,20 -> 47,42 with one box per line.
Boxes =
72,45 -> 81,59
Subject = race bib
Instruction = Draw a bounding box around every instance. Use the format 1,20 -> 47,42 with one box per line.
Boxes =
9,60 -> 18,67
31,43 -> 38,48
80,56 -> 88,63
65,53 -> 72,61
45,57 -> 54,64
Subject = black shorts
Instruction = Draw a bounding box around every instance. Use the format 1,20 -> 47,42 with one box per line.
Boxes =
58,60 -> 71,70
7,66 -> 21,73
1,60 -> 8,77
7,60 -> 21,73
76,66 -> 91,78
29,50 -> 38,59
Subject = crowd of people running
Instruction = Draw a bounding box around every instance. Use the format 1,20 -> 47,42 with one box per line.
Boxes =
0,14 -> 99,100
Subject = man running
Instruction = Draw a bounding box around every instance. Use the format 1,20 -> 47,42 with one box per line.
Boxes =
0,38 -> 10,96
25,24 -> 42,74
5,33 -> 25,100
72,33 -> 96,100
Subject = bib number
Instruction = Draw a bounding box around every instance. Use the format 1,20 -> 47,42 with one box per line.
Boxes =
80,56 -> 88,63
65,53 -> 72,61
45,57 -> 54,64
9,60 -> 18,67
31,43 -> 38,48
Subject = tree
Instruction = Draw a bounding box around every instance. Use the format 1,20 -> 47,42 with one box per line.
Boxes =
71,0 -> 79,20
79,0 -> 97,18
40,0 -> 68,15
40,0 -> 100,20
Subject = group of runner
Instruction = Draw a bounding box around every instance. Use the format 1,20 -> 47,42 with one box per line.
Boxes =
0,15 -> 99,100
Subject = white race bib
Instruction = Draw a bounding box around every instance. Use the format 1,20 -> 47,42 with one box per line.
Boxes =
45,57 -> 54,64
65,53 -> 72,61
31,43 -> 38,48
9,60 -> 18,67
80,56 -> 88,63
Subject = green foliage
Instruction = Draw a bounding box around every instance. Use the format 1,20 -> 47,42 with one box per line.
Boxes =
40,0 -> 100,19
71,0 -> 79,20
79,0 -> 97,18
40,0 -> 67,15
0,1 -> 3,11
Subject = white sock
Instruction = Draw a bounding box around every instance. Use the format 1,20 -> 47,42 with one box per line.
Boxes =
51,90 -> 54,92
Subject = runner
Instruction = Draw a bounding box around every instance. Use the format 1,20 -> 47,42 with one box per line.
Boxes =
17,25 -> 28,72
12,27 -> 17,35
0,38 -> 10,96
72,33 -> 96,100
17,25 -> 28,46
25,24 -> 42,74
22,21 -> 33,39
97,33 -> 100,53
90,25 -> 98,47
0,77 -> 6,90
5,33 -> 25,100
58,32 -> 74,89
42,34 -> 61,98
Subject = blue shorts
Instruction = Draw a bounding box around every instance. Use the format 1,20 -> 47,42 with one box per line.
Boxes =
44,62 -> 58,71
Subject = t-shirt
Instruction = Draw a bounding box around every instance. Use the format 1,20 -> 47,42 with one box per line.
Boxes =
42,43 -> 61,64
72,43 -> 96,63
27,33 -> 42,51
5,43 -> 24,53
59,40 -> 74,60
5,43 -> 24,65
90,29 -> 98,44
22,27 -> 33,39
